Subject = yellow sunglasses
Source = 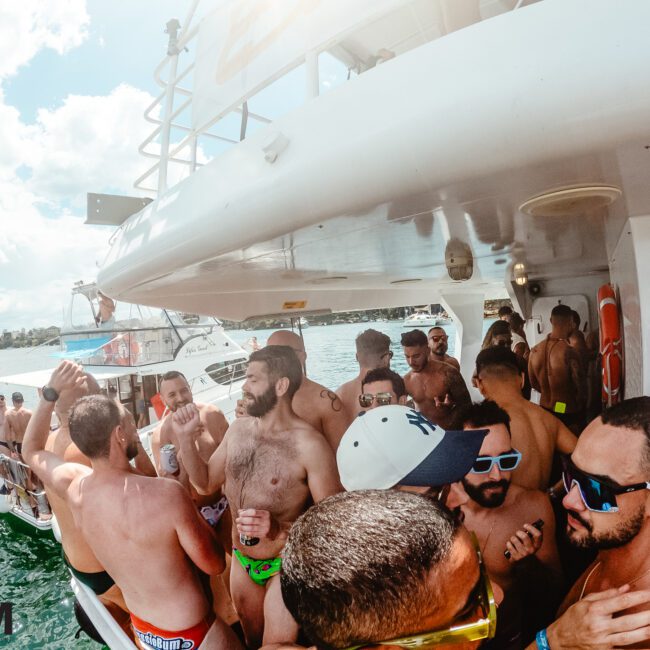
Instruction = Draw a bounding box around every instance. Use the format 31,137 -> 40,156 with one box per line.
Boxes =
342,534 -> 497,649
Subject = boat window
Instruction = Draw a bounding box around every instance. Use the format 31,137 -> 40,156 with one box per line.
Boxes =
69,292 -> 97,330
205,358 -> 248,385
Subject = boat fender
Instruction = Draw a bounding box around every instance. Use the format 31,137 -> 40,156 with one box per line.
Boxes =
73,598 -> 105,644
597,283 -> 623,407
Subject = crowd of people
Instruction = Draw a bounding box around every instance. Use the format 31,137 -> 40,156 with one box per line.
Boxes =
14,306 -> 650,650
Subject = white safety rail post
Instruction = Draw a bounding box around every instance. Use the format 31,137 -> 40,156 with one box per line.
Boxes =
440,292 -> 485,401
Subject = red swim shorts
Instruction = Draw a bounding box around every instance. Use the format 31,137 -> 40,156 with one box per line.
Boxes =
131,612 -> 214,650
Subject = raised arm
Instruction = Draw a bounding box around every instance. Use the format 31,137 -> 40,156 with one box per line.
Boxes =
528,347 -> 541,393
203,404 -> 229,446
171,480 -> 225,576
174,403 -> 228,494
555,419 -> 578,455
22,361 -> 88,498
303,432 -> 343,503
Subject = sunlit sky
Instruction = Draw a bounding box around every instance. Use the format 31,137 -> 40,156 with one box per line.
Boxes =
0,1 -> 356,332
0,1 -> 205,331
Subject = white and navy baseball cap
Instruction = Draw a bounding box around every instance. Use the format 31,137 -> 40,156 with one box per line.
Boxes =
337,405 -> 488,491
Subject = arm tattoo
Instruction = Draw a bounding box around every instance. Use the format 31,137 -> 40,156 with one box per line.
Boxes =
320,389 -> 343,413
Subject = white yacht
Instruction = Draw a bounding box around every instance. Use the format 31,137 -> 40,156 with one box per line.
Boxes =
0,281 -> 248,535
402,309 -> 440,328
36,0 -> 650,645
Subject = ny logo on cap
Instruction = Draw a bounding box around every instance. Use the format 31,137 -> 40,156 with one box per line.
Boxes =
406,410 -> 438,436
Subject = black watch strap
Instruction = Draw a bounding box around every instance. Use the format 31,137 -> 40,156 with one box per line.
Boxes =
42,386 -> 59,402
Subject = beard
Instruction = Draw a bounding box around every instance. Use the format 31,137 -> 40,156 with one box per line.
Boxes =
168,399 -> 191,413
126,440 -> 139,461
245,385 -> 278,418
462,478 -> 510,508
566,505 -> 645,550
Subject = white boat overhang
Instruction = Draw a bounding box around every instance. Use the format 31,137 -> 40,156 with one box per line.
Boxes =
0,367 -> 133,391
96,0 -> 650,394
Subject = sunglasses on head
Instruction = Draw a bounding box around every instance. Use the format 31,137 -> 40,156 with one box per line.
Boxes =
561,455 -> 650,513
342,533 -> 496,649
429,335 -> 447,343
471,449 -> 522,474
381,350 -> 394,360
359,392 -> 394,408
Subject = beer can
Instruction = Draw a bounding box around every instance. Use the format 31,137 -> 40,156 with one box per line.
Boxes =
239,533 -> 260,547
160,444 -> 179,475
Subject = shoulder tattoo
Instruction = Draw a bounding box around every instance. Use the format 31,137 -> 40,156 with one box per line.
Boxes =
320,389 -> 343,412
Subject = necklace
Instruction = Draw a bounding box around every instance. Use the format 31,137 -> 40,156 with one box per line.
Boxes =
579,561 -> 650,600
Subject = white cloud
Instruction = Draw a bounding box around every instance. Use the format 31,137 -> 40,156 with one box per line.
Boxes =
26,84 -> 156,201
0,1 -> 90,79
0,178 -> 109,330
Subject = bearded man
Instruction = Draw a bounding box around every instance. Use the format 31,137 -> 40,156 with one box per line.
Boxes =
175,345 -> 342,648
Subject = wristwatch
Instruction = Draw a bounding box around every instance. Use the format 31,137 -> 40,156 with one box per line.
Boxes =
42,386 -> 59,403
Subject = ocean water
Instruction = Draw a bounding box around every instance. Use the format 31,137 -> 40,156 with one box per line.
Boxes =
0,319 -> 492,648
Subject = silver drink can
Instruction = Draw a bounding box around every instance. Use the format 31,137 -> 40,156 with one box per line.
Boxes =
160,444 -> 179,475
33,490 -> 51,516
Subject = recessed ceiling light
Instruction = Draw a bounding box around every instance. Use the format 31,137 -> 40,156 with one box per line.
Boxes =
519,185 -> 621,217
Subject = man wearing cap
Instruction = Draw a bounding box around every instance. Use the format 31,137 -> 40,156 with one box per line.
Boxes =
336,405 -> 487,502
5,391 -> 33,457
458,401 -> 562,648
401,329 -> 471,429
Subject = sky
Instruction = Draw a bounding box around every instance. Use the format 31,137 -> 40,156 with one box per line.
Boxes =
0,1 -> 205,331
0,1 -> 353,333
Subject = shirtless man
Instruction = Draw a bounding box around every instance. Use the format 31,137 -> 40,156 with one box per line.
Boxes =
459,401 -> 562,648
336,329 -> 392,422
0,394 -> 8,453
151,370 -> 234,624
401,329 -> 471,429
5,391 -> 32,457
475,347 -> 577,490
427,326 -> 460,370
35,370 -> 130,628
22,361 -> 240,650
529,304 -> 585,431
568,309 -> 589,359
526,397 -> 650,649
177,346 -> 342,647
359,367 -> 407,411
266,330 -> 348,450
96,290 -> 116,328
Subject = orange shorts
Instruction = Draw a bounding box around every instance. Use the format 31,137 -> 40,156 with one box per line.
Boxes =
131,612 -> 214,650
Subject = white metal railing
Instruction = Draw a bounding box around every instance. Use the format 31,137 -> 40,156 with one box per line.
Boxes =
136,0 -> 539,197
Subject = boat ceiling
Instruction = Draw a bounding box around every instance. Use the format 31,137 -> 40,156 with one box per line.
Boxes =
97,0 -> 650,321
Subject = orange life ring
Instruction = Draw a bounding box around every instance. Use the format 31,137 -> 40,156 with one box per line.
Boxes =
597,283 -> 622,407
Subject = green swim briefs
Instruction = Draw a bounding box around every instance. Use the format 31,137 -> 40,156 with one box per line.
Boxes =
233,549 -> 282,586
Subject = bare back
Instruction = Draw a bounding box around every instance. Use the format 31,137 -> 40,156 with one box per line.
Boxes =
6,407 -> 33,443
529,338 -> 582,413
506,400 -> 576,490
0,408 -> 6,443
335,375 -> 363,424
69,471 -> 215,630
292,378 -> 348,450
45,427 -> 103,572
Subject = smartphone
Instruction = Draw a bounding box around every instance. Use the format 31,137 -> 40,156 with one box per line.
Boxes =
504,519 -> 544,559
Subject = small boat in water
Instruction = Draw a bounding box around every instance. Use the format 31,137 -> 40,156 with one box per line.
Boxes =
402,310 -> 440,328
0,281 -> 248,535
